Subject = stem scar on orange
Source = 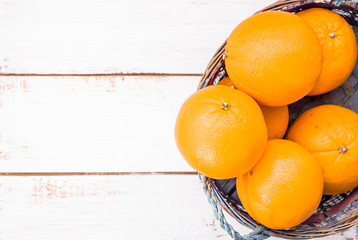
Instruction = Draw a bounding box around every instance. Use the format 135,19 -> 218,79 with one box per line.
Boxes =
218,77 -> 289,140
237,139 -> 323,229
286,105 -> 358,195
297,8 -> 358,96
175,85 -> 268,179
225,11 -> 323,106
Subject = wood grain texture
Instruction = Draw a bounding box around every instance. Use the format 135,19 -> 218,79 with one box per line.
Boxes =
0,175 -> 224,240
0,75 -> 198,172
0,0 -> 273,74
0,175 -> 355,240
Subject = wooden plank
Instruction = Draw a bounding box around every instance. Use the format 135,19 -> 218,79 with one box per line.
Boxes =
0,175 -> 355,240
0,75 -> 198,172
0,175 -> 237,240
0,0 -> 273,74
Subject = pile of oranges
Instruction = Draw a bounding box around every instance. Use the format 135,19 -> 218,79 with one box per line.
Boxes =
175,8 -> 358,230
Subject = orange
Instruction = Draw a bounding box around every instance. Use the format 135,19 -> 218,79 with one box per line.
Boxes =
218,77 -> 289,139
286,105 -> 358,195
237,139 -> 323,229
297,8 -> 358,96
175,85 -> 268,179
259,105 -> 289,139
225,11 -> 322,106
217,77 -> 236,88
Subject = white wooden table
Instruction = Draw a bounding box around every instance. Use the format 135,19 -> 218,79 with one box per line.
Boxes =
0,0 -> 356,239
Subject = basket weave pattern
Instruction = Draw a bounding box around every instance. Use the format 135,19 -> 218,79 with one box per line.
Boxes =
199,0 -> 358,239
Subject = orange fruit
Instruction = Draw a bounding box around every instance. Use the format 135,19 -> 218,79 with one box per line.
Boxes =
297,8 -> 358,96
286,105 -> 358,195
217,77 -> 236,88
225,11 -> 322,106
175,85 -> 268,179
237,139 -> 323,229
259,105 -> 289,139
218,77 -> 289,139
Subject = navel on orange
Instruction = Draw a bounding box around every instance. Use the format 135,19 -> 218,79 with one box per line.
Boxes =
286,105 -> 358,195
225,11 -> 322,106
237,139 -> 324,229
298,8 -> 358,96
175,85 -> 267,179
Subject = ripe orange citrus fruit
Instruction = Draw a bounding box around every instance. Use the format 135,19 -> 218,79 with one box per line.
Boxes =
286,105 -> 358,195
218,77 -> 289,139
175,85 -> 268,179
259,105 -> 289,139
225,11 -> 323,106
217,77 -> 236,88
297,8 -> 358,96
237,139 -> 324,229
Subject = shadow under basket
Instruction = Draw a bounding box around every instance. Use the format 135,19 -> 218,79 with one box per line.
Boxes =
198,0 -> 358,239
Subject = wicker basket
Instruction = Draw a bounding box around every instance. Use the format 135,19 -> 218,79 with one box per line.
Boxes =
198,0 -> 358,239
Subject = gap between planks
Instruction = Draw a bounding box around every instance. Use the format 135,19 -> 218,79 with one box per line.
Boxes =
0,171 -> 198,176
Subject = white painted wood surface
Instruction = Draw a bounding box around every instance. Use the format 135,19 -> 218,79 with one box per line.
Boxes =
0,0 -> 357,239
0,0 -> 273,74
0,75 -> 198,172
1,175 -> 222,240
